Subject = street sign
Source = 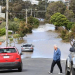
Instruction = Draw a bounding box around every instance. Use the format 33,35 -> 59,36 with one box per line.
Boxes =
0,13 -> 5,19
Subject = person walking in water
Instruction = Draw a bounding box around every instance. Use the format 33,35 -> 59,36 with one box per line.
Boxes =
48,45 -> 62,74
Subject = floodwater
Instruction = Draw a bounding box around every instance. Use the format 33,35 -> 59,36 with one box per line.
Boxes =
0,24 -> 71,60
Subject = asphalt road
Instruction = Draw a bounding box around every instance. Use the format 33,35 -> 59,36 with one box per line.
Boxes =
0,58 -> 66,75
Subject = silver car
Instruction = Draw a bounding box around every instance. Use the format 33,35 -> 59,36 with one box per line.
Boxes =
65,47 -> 75,75
21,44 -> 34,52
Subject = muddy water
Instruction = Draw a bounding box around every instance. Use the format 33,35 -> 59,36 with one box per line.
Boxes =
0,24 -> 71,60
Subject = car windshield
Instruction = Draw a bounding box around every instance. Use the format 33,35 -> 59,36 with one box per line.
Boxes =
23,45 -> 31,47
0,48 -> 17,53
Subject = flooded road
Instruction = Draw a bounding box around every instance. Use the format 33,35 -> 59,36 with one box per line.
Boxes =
0,24 -> 71,60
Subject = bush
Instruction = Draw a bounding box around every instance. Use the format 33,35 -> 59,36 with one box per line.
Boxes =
60,30 -> 67,40
67,22 -> 74,30
8,32 -> 12,34
14,18 -> 20,22
28,16 -> 39,28
60,29 -> 70,42
60,24 -> 75,42
9,21 -> 19,33
0,22 -> 6,29
33,18 -> 39,28
13,34 -> 20,38
50,13 -> 69,29
0,28 -> 6,36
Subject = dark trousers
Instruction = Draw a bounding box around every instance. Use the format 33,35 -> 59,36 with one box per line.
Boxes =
50,60 -> 62,73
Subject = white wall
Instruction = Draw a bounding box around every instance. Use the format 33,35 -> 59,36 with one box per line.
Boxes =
48,0 -> 62,2
31,1 -> 39,5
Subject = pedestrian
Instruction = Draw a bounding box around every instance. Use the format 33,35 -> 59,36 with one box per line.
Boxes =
48,45 -> 62,74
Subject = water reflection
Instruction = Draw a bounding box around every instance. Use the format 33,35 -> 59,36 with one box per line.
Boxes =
22,52 -> 33,58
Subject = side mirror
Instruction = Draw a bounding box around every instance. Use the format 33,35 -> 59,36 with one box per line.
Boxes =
20,53 -> 23,55
32,45 -> 34,47
69,47 -> 75,52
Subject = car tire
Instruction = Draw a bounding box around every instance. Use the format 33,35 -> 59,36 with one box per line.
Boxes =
70,67 -> 75,75
65,66 -> 70,75
18,63 -> 22,72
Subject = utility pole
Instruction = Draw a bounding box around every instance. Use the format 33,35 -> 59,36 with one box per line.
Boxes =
6,0 -> 9,47
66,0 -> 70,10
31,8 -> 32,16
67,2 -> 69,10
26,9 -> 27,25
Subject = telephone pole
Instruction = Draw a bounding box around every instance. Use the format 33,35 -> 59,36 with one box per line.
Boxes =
6,0 -> 9,47
31,8 -> 32,16
26,9 -> 27,25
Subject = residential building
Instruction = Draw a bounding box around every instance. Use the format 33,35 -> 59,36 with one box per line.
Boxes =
48,0 -> 70,3
48,0 -> 62,3
31,0 -> 39,5
23,0 -> 39,5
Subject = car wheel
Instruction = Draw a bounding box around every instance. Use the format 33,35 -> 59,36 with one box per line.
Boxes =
70,67 -> 75,75
18,63 -> 22,72
65,66 -> 70,75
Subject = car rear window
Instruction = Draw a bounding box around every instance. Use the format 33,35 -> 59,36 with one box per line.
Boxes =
23,45 -> 31,47
0,48 -> 17,53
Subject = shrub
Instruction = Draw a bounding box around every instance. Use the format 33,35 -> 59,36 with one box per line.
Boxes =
28,16 -> 39,28
0,28 -> 6,36
13,34 -> 20,38
14,18 -> 20,22
0,22 -> 6,29
60,30 -> 67,40
67,22 -> 74,30
8,32 -> 12,34
9,21 -> 19,33
50,13 -> 69,29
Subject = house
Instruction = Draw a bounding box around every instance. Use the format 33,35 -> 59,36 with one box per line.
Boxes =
23,0 -> 39,5
31,0 -> 39,5
48,0 -> 62,3
48,0 -> 70,3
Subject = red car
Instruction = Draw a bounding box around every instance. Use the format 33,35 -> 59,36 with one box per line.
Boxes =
0,47 -> 22,72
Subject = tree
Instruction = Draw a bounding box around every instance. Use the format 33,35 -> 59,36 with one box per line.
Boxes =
70,0 -> 75,14
28,16 -> 39,28
36,1 -> 48,18
50,13 -> 69,29
46,1 -> 66,21
18,21 -> 27,38
64,9 -> 74,21
9,21 -> 20,33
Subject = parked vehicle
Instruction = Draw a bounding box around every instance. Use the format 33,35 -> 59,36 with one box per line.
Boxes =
0,47 -> 22,72
21,44 -> 34,52
65,47 -> 75,75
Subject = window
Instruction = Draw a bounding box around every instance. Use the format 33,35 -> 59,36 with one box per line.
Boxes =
23,45 -> 31,47
0,48 -> 17,53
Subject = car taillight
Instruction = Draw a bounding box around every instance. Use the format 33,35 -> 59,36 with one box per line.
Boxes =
21,48 -> 23,49
31,47 -> 33,49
